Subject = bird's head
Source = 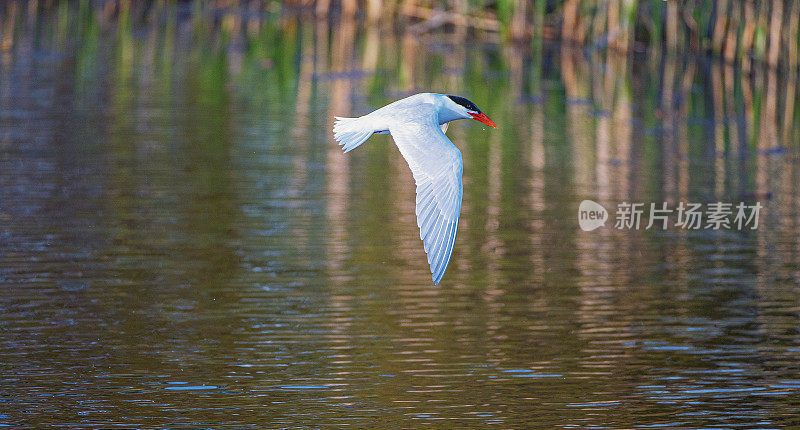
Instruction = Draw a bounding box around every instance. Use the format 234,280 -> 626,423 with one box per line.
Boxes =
444,95 -> 498,129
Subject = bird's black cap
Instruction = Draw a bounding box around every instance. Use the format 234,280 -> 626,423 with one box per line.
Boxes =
447,95 -> 481,113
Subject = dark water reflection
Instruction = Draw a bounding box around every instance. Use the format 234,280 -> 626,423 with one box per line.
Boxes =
2,5 -> 800,428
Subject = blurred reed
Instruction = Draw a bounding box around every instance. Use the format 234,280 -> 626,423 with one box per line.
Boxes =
1,0 -> 797,155
3,0 -> 799,70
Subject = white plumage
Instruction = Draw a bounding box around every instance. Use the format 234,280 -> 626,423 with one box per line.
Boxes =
333,93 -> 496,285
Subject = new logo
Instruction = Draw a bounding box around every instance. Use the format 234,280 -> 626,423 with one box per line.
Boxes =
578,200 -> 608,231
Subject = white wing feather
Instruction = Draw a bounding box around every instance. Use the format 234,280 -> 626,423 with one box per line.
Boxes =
387,104 -> 463,285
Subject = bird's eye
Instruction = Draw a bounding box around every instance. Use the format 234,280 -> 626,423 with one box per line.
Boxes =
447,95 -> 481,114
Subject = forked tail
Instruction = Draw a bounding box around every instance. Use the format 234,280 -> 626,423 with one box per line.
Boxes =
333,116 -> 374,153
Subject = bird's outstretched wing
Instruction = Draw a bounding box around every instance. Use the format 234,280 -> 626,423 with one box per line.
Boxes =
388,105 -> 463,285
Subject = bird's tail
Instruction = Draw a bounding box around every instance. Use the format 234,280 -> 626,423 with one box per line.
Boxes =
333,116 -> 374,153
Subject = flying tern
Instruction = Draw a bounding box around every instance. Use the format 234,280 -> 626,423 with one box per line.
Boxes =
333,93 -> 497,285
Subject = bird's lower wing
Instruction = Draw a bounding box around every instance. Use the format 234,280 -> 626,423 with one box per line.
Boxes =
414,169 -> 462,284
388,112 -> 463,285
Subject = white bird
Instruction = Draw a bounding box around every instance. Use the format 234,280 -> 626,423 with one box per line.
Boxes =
332,93 -> 497,285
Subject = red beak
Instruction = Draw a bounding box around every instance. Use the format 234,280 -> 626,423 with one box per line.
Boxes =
469,112 -> 498,129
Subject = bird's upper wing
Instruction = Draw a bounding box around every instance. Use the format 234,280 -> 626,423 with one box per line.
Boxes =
387,104 -> 463,285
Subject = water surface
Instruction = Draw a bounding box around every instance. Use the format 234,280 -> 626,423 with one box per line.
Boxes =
2,5 -> 800,428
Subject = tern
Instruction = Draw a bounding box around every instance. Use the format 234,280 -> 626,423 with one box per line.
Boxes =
333,93 -> 497,285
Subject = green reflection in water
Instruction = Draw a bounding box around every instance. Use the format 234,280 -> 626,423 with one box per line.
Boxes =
0,3 -> 799,429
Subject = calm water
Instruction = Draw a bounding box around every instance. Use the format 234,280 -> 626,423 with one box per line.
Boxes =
2,5 -> 800,428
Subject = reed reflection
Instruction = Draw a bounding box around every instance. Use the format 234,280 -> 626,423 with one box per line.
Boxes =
2,4 -> 800,427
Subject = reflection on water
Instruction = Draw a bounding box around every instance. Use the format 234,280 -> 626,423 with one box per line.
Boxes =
2,4 -> 800,428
